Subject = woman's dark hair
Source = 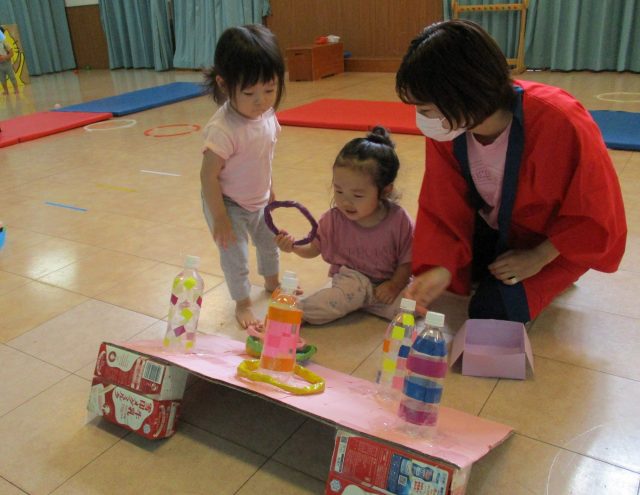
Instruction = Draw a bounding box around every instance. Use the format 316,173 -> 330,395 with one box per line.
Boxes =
203,24 -> 285,109
396,19 -> 515,128
334,126 -> 400,199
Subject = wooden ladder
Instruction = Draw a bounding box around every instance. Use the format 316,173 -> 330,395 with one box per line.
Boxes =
452,0 -> 529,74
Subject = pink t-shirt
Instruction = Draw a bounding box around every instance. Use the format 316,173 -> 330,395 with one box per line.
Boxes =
466,120 -> 512,229
312,202 -> 414,281
202,101 -> 280,211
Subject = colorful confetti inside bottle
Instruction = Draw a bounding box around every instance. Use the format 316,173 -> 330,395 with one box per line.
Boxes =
376,298 -> 417,401
259,273 -> 302,380
163,255 -> 204,352
398,311 -> 447,437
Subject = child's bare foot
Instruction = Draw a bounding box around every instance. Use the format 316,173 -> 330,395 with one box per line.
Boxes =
235,299 -> 262,329
264,274 -> 279,293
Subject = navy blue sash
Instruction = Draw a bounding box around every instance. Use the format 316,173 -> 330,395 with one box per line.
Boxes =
453,86 -> 530,322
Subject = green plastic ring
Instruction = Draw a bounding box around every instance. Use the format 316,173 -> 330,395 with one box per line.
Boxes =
245,336 -> 317,362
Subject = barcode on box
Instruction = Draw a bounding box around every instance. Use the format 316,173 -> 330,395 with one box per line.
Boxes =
334,435 -> 348,472
142,361 -> 165,384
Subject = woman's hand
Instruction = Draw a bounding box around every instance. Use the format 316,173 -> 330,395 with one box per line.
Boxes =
375,281 -> 402,305
213,215 -> 236,249
404,267 -> 451,313
275,230 -> 296,253
489,241 -> 559,285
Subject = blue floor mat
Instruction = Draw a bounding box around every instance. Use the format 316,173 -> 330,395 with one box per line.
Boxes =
590,110 -> 640,151
55,82 -> 204,116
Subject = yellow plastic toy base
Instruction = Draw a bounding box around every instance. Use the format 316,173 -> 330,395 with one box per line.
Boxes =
236,359 -> 325,395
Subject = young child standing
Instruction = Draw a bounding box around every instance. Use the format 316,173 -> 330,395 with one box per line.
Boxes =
0,29 -> 19,95
276,127 -> 414,324
200,24 -> 285,329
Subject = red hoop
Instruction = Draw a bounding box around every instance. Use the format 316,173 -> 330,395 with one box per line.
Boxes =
144,123 -> 201,138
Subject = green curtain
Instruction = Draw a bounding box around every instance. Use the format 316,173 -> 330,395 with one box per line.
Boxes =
173,0 -> 271,69
525,0 -> 640,71
99,0 -> 173,71
443,0 -> 640,72
0,0 -> 75,75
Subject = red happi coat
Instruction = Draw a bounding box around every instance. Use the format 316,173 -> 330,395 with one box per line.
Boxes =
412,80 -> 627,318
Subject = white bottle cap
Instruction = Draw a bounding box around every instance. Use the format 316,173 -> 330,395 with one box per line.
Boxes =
282,270 -> 298,283
425,311 -> 445,328
400,298 -> 416,312
281,271 -> 298,291
184,255 -> 200,269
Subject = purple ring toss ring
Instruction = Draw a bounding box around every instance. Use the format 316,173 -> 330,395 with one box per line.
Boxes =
264,200 -> 318,246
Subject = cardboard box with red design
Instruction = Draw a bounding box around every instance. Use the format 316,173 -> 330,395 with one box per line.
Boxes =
93,342 -> 188,399
87,376 -> 181,439
326,430 -> 470,495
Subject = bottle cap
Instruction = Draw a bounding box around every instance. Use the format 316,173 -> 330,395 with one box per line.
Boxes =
281,271 -> 298,291
400,298 -> 416,312
184,255 -> 200,269
282,270 -> 298,283
425,311 -> 445,328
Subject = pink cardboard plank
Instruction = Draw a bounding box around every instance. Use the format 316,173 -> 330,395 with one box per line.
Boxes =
113,334 -> 512,469
0,111 -> 113,148
450,319 -> 534,380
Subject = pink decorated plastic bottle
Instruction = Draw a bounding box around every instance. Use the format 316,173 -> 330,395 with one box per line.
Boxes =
163,255 -> 204,352
398,311 -> 447,437
376,298 -> 417,401
259,273 -> 302,380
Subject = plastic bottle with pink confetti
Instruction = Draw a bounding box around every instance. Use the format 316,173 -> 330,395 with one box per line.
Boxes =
163,255 -> 204,352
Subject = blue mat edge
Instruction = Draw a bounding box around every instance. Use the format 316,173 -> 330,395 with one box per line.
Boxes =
589,110 -> 640,151
54,82 -> 205,116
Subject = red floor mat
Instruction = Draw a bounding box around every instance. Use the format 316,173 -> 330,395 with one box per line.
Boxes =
277,99 -> 420,135
0,111 -> 113,148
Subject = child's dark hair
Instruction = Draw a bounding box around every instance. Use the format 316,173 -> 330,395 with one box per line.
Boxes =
334,126 -> 400,200
396,20 -> 514,128
204,24 -> 285,109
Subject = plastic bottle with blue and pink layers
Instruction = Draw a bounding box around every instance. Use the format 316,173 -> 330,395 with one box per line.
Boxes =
398,310 -> 447,437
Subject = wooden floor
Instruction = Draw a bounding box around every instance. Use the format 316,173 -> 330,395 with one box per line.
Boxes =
0,68 -> 639,495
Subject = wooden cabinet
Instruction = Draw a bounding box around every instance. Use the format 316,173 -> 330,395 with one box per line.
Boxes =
286,42 -> 344,81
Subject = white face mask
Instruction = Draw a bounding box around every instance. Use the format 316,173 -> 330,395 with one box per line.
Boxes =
416,112 -> 466,141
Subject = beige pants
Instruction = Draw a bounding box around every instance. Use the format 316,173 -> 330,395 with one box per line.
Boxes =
301,267 -> 404,325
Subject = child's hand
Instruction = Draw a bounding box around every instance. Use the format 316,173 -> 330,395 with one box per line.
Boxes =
275,230 -> 296,253
404,267 -> 451,312
213,215 -> 236,249
374,281 -> 402,305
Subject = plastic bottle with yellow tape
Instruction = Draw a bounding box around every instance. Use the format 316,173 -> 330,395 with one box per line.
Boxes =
163,255 -> 204,352
376,298 -> 417,401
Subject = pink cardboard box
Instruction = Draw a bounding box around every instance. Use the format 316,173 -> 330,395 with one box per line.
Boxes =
449,319 -> 534,380
326,430 -> 470,495
93,342 -> 187,400
87,377 -> 181,439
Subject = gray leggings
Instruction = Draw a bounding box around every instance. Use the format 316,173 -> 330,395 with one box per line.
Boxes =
203,196 -> 279,302
0,61 -> 17,88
